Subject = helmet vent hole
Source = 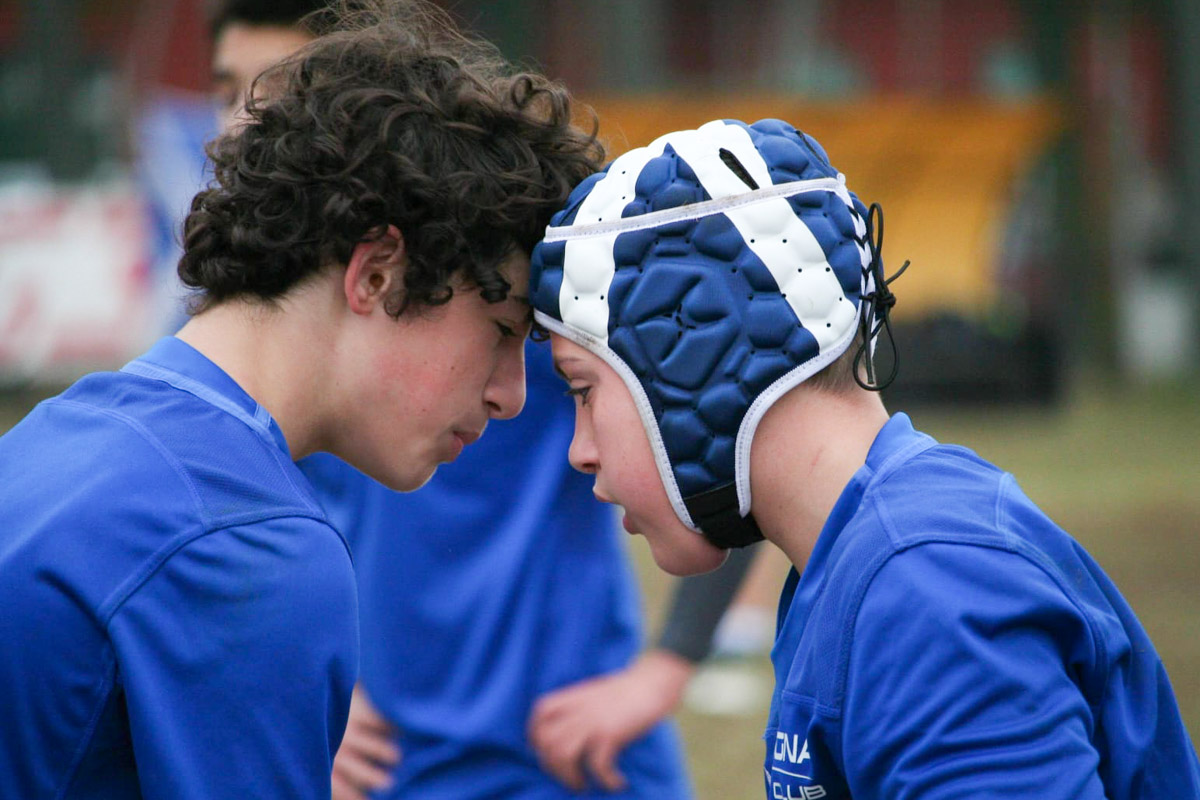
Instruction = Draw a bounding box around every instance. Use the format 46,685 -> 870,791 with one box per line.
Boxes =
718,148 -> 759,191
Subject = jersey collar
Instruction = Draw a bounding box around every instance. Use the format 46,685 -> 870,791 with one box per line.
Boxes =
769,413 -> 937,714
122,336 -> 291,457
862,412 -> 937,480
814,413 -> 935,554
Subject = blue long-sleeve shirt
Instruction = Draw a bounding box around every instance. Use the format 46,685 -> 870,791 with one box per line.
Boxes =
0,337 -> 358,799
766,413 -> 1199,800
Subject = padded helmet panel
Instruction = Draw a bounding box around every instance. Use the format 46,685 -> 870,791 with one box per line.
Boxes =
532,119 -> 870,532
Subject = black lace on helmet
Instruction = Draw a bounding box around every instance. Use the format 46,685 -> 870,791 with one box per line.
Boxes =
853,202 -> 909,391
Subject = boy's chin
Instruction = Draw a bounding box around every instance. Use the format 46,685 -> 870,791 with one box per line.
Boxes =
650,539 -> 730,577
364,460 -> 438,494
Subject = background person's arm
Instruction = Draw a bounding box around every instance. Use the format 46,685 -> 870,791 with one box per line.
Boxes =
331,685 -> 400,800
528,545 -> 758,791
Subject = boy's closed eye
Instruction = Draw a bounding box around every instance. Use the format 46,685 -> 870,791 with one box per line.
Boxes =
565,386 -> 591,405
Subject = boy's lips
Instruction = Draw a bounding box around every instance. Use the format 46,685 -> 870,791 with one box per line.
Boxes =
453,428 -> 482,446
447,427 -> 484,461
591,489 -> 637,533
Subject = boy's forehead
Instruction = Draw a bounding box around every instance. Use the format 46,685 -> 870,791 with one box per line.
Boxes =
213,23 -> 314,80
496,251 -> 532,316
500,251 -> 532,290
506,293 -> 534,325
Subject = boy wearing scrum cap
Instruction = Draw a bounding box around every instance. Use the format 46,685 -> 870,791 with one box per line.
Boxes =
532,118 -> 1200,799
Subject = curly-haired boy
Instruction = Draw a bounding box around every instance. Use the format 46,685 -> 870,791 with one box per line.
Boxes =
0,3 -> 601,798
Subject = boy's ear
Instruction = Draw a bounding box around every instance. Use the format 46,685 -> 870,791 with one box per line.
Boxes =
344,225 -> 406,315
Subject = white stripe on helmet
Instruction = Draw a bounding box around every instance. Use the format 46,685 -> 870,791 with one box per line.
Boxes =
559,141 -> 672,343
671,121 -> 856,351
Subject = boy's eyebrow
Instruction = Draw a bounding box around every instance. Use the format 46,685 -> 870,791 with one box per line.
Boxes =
508,293 -> 533,324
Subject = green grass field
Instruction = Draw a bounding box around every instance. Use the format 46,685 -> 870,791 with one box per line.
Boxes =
3,380 -> 1197,798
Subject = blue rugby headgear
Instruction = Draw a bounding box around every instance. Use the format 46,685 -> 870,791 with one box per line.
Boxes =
531,118 -> 895,548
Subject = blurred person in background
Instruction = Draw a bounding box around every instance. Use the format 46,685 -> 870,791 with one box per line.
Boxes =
208,2 -> 757,798
0,2 -> 601,797
706,544 -> 790,663
533,117 -> 1200,799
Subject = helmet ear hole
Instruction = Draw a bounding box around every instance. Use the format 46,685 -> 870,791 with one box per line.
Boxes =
718,148 -> 759,190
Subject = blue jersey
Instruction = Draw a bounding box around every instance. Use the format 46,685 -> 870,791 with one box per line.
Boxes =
0,337 -> 358,800
299,340 -> 690,799
765,413 -> 1200,800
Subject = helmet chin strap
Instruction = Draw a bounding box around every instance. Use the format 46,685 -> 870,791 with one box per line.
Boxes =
684,483 -> 765,549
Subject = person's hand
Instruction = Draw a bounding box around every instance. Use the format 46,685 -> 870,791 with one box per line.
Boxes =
332,684 -> 402,800
528,649 -> 694,792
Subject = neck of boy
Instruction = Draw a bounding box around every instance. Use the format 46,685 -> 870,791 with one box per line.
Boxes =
747,386 -> 890,572
174,280 -> 340,461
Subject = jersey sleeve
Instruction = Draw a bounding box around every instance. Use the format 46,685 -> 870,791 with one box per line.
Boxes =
107,516 -> 358,800
657,543 -> 758,662
841,542 -> 1106,800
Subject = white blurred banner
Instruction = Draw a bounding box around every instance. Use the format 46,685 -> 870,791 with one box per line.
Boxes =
0,179 -> 154,385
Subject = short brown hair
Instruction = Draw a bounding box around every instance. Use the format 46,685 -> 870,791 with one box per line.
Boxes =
805,330 -> 868,395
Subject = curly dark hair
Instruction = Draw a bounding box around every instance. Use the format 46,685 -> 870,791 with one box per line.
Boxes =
181,0 -> 603,315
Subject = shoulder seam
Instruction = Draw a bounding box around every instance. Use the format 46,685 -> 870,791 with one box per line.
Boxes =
834,526 -> 901,718
996,471 -> 1015,542
119,364 -> 326,519
54,649 -> 119,800
837,539 -> 1111,723
264,439 -> 326,518
995,480 -> 1112,709
97,513 -> 342,628
865,436 -> 941,491
46,398 -> 209,527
